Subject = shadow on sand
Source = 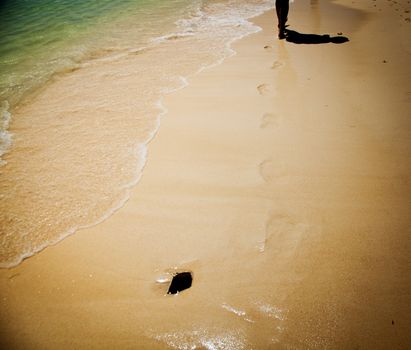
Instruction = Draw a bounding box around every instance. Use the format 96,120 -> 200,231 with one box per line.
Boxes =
285,29 -> 349,44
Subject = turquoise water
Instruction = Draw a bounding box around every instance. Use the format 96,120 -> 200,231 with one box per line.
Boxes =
0,0 -> 197,106
0,0 -> 273,269
0,0 -> 201,161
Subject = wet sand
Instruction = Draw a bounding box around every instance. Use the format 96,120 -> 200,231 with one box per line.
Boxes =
1,0 -> 411,348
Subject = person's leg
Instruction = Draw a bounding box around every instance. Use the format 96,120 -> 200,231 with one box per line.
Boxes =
275,0 -> 289,39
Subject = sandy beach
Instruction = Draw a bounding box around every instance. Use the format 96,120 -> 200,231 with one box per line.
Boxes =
1,0 -> 411,348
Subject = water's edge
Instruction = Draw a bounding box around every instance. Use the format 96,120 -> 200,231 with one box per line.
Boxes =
1,6 -> 274,269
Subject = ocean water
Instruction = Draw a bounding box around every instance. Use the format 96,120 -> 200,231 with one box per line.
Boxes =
0,0 -> 273,267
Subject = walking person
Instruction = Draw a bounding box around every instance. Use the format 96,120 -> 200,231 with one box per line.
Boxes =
276,0 -> 289,39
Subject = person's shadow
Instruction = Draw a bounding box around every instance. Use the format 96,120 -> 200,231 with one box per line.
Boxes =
285,29 -> 349,44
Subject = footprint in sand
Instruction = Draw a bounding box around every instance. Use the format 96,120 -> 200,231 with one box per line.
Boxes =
260,113 -> 281,128
258,159 -> 287,183
258,213 -> 308,257
257,83 -> 275,96
271,61 -> 284,70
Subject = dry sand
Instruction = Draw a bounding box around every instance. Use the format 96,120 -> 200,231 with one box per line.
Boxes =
1,0 -> 411,348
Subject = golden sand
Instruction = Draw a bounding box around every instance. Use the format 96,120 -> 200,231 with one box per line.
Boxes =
1,0 -> 410,348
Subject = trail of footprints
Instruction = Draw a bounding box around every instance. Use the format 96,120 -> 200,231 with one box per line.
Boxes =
256,60 -> 283,96
258,50 -> 285,178
255,46 -> 307,265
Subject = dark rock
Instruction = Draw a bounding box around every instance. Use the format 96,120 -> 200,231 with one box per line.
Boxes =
167,272 -> 193,294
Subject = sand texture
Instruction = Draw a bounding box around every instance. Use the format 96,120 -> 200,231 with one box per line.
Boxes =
1,0 -> 411,348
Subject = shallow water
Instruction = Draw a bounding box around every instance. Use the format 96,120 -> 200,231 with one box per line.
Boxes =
0,0 -> 193,104
0,0 -> 201,162
0,0 -> 273,267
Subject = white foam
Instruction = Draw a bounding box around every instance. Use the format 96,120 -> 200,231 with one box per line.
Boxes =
150,31 -> 195,44
1,0 -> 276,268
0,101 -> 12,166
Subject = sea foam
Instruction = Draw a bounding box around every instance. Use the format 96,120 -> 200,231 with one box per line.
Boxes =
0,0 -> 274,268
0,101 -> 12,166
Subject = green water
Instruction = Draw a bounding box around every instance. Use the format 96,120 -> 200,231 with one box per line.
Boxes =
0,0 -> 197,106
0,0 -> 274,268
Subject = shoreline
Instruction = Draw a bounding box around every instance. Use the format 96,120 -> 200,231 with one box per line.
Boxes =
1,0 -> 411,348
0,1 -> 273,268
0,1 -> 273,168
0,7 -> 273,269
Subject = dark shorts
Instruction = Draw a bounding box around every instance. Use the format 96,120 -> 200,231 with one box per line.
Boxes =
276,0 -> 289,6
